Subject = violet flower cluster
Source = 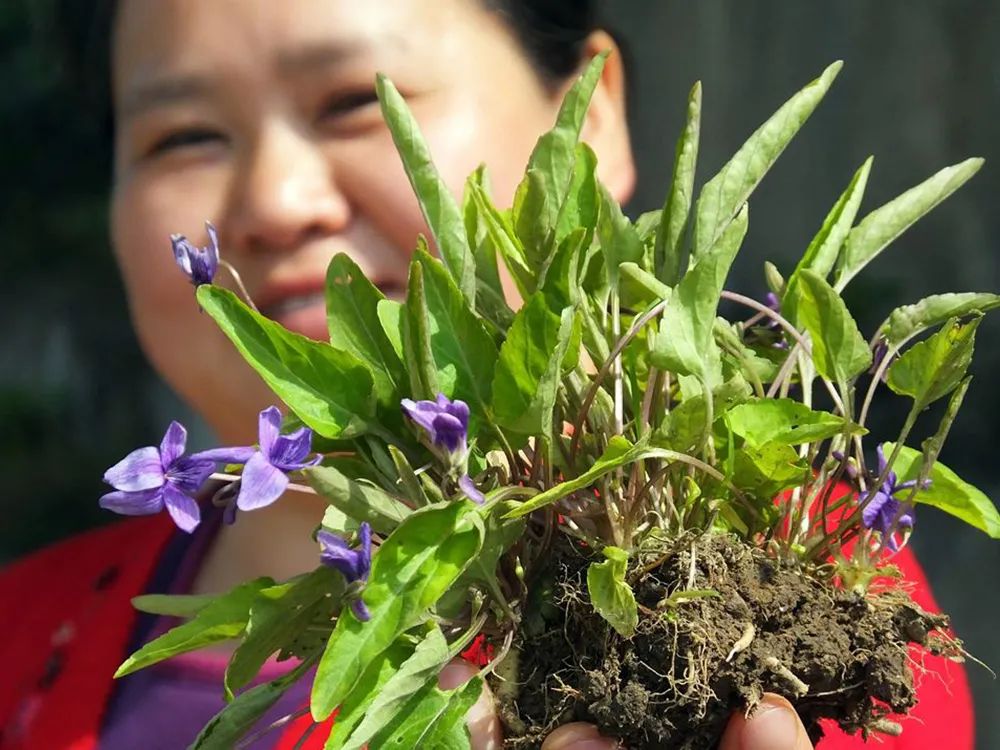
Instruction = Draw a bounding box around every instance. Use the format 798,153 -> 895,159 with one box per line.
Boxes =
401,394 -> 484,504
861,444 -> 927,551
99,406 -> 319,532
318,523 -> 372,621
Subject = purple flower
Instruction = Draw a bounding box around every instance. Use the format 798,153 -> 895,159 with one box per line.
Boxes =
99,422 -> 215,533
172,221 -> 220,285
195,406 -> 320,517
318,523 -> 372,621
459,474 -> 486,505
861,444 -> 926,551
401,394 -> 470,454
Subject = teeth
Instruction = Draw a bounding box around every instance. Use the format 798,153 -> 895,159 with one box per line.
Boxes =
264,292 -> 326,318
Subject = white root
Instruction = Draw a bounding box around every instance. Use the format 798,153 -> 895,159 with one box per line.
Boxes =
763,655 -> 809,697
726,622 -> 756,662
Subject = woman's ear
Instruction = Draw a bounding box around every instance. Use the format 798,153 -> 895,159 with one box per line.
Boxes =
573,30 -> 636,205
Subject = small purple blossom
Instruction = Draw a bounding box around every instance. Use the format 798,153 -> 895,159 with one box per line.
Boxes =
100,421 -> 214,533
401,394 -> 470,454
869,339 -> 896,382
172,221 -> 220,285
861,444 -> 927,551
459,474 -> 486,505
195,406 -> 320,518
318,523 -> 372,621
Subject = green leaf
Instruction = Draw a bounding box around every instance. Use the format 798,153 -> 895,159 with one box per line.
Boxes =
463,167 -> 516,333
792,269 -> 871,383
131,593 -> 215,618
190,664 -> 309,750
691,61 -> 841,259
885,443 -> 1000,539
619,262 -> 672,311
411,249 -> 500,435
404,253 -> 442,399
598,183 -> 643,287
587,546 -> 638,637
319,639 -> 417,749
325,254 -> 405,409
834,158 -> 984,290
656,80 -> 701,285
389,444 -> 431,508
305,465 -> 413,536
377,299 -> 405,360
554,142 -> 599,247
513,53 -> 608,262
197,286 -> 374,439
783,157 -> 872,323
469,182 -> 534,299
732,442 -> 810,499
115,578 -> 273,678
339,626 -> 452,750
311,502 -> 483,720
377,74 -> 476,303
492,294 -> 577,436
882,292 -> 1000,347
886,316 -> 981,409
651,203 -> 749,382
367,677 -> 481,750
724,398 -> 864,449
225,568 -> 342,701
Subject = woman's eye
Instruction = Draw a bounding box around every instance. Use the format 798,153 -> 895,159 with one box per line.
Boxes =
319,90 -> 381,122
147,128 -> 225,157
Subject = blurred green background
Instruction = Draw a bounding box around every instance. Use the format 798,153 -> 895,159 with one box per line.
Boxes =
2,0 -> 997,744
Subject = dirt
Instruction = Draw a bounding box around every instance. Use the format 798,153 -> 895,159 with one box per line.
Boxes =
492,532 -> 961,749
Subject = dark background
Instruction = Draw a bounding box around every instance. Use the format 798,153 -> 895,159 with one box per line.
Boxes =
2,1 -> 997,744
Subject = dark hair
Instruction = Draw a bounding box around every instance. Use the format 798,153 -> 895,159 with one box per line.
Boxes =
52,0 -> 615,120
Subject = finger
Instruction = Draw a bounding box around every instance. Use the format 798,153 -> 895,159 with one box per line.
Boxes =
438,659 -> 502,750
719,693 -> 813,750
540,722 -> 620,750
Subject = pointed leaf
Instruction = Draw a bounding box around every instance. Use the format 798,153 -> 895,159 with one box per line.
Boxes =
692,62 -> 841,259
197,286 -> 374,439
656,80 -> 701,284
724,398 -> 864,449
598,183 -> 643,287
882,292 -> 1000,347
377,74 -> 475,302
834,158 -> 983,289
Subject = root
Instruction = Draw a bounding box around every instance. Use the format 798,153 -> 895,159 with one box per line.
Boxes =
725,623 -> 755,662
762,656 -> 809,697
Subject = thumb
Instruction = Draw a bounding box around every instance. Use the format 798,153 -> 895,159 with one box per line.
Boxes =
720,693 -> 813,750
438,659 -> 502,750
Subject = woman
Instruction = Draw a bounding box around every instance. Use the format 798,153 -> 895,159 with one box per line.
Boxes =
0,1 -> 970,748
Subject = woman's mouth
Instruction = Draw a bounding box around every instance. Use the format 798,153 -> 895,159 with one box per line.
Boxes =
260,291 -> 329,342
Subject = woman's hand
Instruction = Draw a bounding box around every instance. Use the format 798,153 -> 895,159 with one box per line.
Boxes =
442,661 -> 815,750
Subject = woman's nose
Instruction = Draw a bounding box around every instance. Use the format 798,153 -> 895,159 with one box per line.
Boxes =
226,122 -> 349,255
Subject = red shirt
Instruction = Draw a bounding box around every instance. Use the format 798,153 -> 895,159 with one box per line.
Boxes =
0,515 -> 973,749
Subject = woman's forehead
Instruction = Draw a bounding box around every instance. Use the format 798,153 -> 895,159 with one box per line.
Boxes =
112,0 -> 481,99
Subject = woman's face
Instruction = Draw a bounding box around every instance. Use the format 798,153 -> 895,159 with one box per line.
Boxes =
111,0 -> 632,443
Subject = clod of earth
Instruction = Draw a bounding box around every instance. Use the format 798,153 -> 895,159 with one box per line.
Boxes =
493,533 -> 961,750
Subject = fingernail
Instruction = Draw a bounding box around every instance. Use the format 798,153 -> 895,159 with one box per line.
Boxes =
743,695 -> 803,750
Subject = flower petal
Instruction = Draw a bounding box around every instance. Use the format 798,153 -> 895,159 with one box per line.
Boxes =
431,413 -> 467,453
257,407 -> 283,457
357,522 -> 372,579
99,488 -> 164,516
236,451 -> 289,511
270,427 -> 315,470
162,483 -> 201,533
318,529 -> 364,580
401,398 -> 441,436
875,443 -> 888,476
103,447 -> 165,492
159,421 -> 188,468
190,446 -> 257,465
861,490 -> 889,530
171,234 -> 195,276
167,456 -> 216,495
459,474 -> 485,505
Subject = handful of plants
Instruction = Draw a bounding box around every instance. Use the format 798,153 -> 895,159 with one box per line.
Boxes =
100,57 -> 999,748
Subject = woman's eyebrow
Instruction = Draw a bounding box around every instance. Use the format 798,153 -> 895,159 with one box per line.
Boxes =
275,39 -> 371,75
118,75 -> 215,120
